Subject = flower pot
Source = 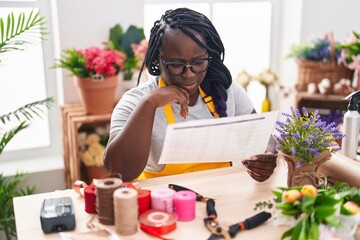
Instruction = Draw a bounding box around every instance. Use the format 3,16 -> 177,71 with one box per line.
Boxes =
279,151 -> 331,187
74,75 -> 119,115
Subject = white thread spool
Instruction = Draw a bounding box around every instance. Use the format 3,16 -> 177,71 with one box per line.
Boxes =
113,188 -> 138,235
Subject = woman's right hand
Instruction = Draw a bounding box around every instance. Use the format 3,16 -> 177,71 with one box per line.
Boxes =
148,86 -> 190,118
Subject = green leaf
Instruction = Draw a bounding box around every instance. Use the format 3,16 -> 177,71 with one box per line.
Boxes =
281,227 -> 294,239
314,205 -> 336,220
291,220 -> 303,240
308,221 -> 319,240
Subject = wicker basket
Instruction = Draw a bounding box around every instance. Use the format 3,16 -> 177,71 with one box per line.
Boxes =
296,60 -> 354,92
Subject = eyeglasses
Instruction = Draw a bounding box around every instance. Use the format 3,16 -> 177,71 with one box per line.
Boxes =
159,55 -> 212,76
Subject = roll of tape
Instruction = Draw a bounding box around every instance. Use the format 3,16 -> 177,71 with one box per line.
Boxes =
173,190 -> 196,221
139,209 -> 176,238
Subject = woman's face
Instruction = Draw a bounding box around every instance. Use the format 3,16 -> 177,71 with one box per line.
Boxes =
159,28 -> 209,97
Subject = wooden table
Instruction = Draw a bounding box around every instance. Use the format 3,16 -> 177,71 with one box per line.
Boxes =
13,160 -> 360,240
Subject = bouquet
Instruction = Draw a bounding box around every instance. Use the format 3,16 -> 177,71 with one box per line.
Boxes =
255,183 -> 360,240
274,107 -> 344,164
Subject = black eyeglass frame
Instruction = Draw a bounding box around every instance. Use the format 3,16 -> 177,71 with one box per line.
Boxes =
159,55 -> 213,76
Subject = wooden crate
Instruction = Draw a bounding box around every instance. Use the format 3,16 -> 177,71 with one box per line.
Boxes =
60,104 -> 111,188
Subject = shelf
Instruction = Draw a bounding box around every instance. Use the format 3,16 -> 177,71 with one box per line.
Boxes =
60,104 -> 111,188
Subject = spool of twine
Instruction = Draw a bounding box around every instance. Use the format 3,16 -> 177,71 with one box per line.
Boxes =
95,178 -> 123,225
113,188 -> 138,235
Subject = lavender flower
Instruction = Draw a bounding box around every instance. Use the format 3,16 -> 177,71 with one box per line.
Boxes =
274,107 -> 345,164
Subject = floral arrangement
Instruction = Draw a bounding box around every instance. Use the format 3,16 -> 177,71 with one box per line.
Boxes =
287,33 -> 341,62
254,68 -> 279,87
337,31 -> 360,70
255,183 -> 360,240
273,107 -> 344,164
53,44 -> 126,78
78,125 -> 109,167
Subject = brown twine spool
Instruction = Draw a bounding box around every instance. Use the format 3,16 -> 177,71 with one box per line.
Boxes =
113,188 -> 138,235
95,178 -> 123,225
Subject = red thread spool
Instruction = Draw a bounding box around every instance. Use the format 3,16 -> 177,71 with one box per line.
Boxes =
84,185 -> 96,214
139,209 -> 176,238
138,189 -> 151,216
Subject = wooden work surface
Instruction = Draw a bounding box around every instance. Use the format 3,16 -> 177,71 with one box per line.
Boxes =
13,160 -> 360,240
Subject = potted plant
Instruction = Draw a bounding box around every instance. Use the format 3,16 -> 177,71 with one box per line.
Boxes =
0,9 -> 52,240
108,24 -> 146,82
287,33 -> 354,92
53,45 -> 126,115
273,107 -> 344,187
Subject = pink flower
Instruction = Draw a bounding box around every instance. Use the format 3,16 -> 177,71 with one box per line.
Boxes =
83,47 -> 126,77
348,55 -> 360,70
131,39 -> 148,68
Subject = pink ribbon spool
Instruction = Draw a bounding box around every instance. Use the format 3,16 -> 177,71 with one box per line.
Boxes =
173,190 -> 196,221
150,189 -> 175,213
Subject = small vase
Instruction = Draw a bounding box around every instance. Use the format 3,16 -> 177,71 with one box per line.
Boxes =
261,85 -> 271,112
74,75 -> 119,115
279,151 -> 331,187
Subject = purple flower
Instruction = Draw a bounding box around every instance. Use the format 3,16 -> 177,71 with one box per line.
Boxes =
296,161 -> 302,168
294,133 -> 300,139
291,147 -> 296,156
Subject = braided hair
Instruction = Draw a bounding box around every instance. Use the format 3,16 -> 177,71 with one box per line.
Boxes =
138,8 -> 232,117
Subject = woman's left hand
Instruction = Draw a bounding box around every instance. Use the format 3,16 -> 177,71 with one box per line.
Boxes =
242,152 -> 277,182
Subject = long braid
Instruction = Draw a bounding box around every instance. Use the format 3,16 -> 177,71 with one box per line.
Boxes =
140,8 -> 232,117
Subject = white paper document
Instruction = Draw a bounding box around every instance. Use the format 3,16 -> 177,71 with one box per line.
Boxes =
158,111 -> 279,164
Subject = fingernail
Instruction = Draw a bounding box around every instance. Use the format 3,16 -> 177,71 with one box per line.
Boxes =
242,160 -> 248,165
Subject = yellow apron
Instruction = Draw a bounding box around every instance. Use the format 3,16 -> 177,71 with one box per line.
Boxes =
136,77 -> 231,180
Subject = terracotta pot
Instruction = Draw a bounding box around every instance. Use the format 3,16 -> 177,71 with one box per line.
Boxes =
279,151 -> 331,187
74,75 -> 119,115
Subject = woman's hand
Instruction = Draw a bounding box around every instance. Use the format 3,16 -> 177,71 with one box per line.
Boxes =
148,86 -> 190,118
242,152 -> 277,182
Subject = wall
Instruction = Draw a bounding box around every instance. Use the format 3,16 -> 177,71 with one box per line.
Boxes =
54,0 -> 145,105
20,0 -> 360,193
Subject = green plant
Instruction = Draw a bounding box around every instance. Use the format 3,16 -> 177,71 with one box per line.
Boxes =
0,9 -> 46,62
0,173 -> 35,240
273,107 -> 344,164
255,183 -> 360,240
287,34 -> 341,62
0,9 -> 53,240
108,24 -> 146,80
53,46 -> 126,78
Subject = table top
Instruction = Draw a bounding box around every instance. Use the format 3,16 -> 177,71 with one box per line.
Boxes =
13,159 -> 360,240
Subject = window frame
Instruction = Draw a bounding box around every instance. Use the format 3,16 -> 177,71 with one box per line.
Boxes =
0,0 -> 61,162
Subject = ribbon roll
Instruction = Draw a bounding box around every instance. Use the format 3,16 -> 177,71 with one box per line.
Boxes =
138,189 -> 151,216
84,185 -> 96,214
139,209 -> 177,239
151,189 -> 175,213
173,190 -> 196,221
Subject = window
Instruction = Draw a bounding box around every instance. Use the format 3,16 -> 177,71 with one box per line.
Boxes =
144,1 -> 276,112
0,0 -> 61,161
